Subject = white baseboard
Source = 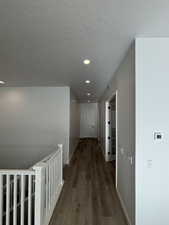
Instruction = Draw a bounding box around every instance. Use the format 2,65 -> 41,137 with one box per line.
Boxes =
116,188 -> 132,225
69,147 -> 76,163
65,142 -> 78,165
98,142 -> 107,161
67,139 -> 80,164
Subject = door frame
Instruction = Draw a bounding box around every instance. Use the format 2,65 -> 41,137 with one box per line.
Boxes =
105,90 -> 118,188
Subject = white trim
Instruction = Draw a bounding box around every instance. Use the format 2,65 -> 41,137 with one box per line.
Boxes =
105,90 -> 118,188
68,139 -> 80,164
116,188 -> 132,225
98,141 -> 107,161
105,101 -> 109,161
115,91 -> 118,189
0,170 -> 35,175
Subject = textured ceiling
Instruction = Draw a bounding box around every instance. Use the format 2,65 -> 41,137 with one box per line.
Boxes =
0,0 -> 168,101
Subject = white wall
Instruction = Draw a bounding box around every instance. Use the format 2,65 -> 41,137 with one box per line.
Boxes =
99,38 -> 169,225
69,91 -> 80,163
135,38 -> 169,225
99,46 -> 135,225
80,103 -> 98,138
0,87 -> 70,168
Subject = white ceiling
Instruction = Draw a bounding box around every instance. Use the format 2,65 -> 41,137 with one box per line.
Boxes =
0,0 -> 168,102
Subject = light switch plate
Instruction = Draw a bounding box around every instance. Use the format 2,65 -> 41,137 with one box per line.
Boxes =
147,160 -> 153,168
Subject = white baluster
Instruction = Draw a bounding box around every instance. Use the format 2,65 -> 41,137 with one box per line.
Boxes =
49,165 -> 51,209
0,175 -> 3,225
28,175 -> 32,225
33,163 -> 44,225
45,166 -> 49,214
21,175 -> 25,225
6,175 -> 10,225
13,175 -> 17,225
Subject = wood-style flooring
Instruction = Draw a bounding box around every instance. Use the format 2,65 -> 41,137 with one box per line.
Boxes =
49,139 -> 127,225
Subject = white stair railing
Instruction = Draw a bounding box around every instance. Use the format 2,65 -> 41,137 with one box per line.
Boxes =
33,144 -> 63,225
0,144 -> 63,225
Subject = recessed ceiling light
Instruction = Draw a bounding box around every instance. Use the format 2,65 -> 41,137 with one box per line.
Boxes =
87,93 -> 91,96
0,81 -> 5,84
83,59 -> 91,65
85,80 -> 91,84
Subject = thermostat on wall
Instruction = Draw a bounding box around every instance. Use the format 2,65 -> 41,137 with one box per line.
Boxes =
154,132 -> 163,140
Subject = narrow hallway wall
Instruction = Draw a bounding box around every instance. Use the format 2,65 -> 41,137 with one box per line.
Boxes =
99,45 -> 135,225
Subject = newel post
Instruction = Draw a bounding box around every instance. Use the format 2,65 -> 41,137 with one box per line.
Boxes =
33,162 -> 45,225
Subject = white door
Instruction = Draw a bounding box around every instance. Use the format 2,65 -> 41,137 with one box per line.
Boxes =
80,103 -> 98,138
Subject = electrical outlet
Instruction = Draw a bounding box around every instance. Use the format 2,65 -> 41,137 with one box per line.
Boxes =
120,148 -> 124,155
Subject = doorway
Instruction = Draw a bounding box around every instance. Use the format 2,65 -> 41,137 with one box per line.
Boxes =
105,91 -> 118,186
80,103 -> 98,138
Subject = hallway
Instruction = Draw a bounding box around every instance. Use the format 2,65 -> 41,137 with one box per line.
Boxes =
49,139 -> 127,225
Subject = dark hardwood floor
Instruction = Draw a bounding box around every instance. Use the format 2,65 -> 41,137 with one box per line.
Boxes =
49,139 -> 127,225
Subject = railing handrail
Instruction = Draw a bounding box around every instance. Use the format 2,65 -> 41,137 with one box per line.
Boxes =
0,169 -> 35,175
39,151 -> 56,164
0,144 -> 63,225
0,145 -> 62,192
33,144 -> 62,167
0,144 -> 62,175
